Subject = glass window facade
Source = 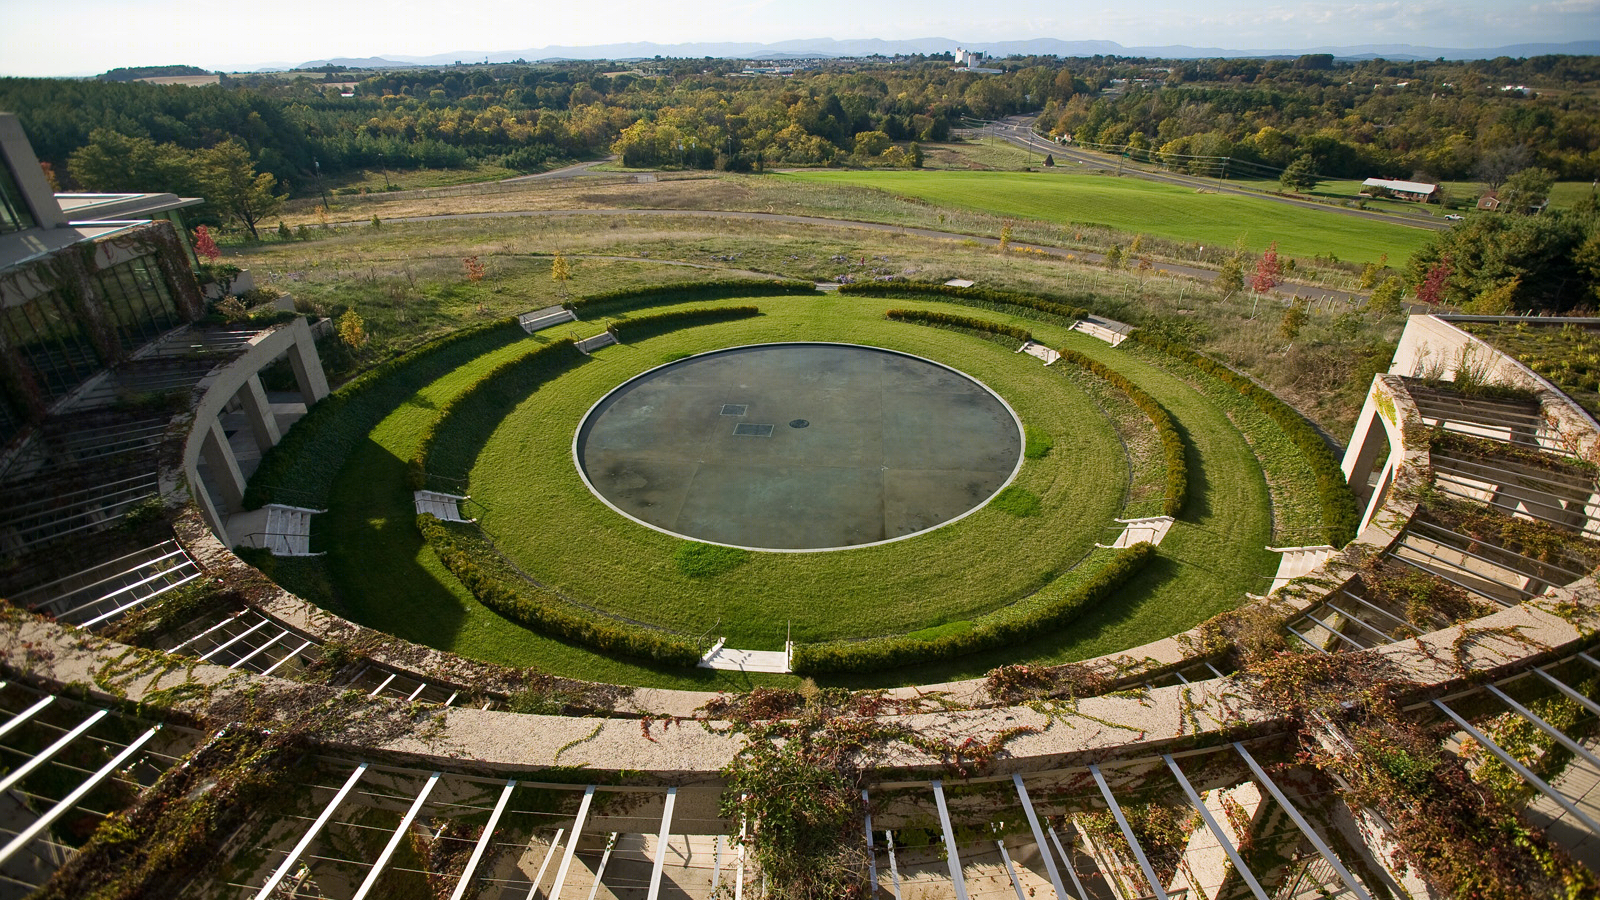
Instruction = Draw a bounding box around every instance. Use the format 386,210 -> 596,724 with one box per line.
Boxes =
1,288 -> 102,401
0,251 -> 183,406
95,256 -> 181,351
0,158 -> 35,235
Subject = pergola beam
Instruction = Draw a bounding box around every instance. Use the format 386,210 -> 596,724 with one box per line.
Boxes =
0,725 -> 160,868
1164,754 -> 1270,900
1435,700 -> 1600,834
1233,743 -> 1371,900
448,778 -> 516,900
1089,763 -> 1170,900
254,762 -> 369,900
0,708 -> 109,797
1013,773 -> 1070,900
646,787 -> 677,900
931,780 -> 971,900
352,771 -> 441,900
546,784 -> 597,899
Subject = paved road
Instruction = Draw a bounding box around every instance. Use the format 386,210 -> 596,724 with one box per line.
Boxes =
499,157 -> 618,184
361,206 -> 1364,304
976,116 -> 1449,233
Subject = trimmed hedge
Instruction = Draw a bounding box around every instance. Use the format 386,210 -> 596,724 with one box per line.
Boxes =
418,514 -> 703,666
608,306 -> 761,342
409,338 -> 584,490
1057,348 -> 1188,518
1131,334 -> 1359,546
884,309 -> 1032,343
839,281 -> 1090,323
563,279 -> 816,317
790,542 -> 1155,674
245,318 -> 525,509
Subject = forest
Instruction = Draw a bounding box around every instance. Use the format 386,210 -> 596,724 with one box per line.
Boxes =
0,52 -> 1593,198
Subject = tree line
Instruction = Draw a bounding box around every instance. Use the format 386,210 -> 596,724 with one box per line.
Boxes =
1035,55 -> 1600,186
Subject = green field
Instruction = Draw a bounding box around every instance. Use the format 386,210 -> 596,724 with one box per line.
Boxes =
786,169 -> 1434,265
274,292 -> 1300,688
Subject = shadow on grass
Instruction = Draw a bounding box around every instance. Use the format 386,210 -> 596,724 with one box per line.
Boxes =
815,552 -> 1184,689
427,345 -> 588,483
325,436 -> 475,649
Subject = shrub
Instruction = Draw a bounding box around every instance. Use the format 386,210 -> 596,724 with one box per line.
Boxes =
883,308 -> 1032,343
790,543 -> 1154,673
418,515 -> 702,666
409,338 -> 584,489
563,279 -> 815,317
1056,348 -> 1188,518
1130,334 -> 1358,545
608,306 -> 760,342
838,281 -> 1090,323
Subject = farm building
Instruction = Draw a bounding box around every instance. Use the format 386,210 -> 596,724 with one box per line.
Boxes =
1361,177 -> 1439,202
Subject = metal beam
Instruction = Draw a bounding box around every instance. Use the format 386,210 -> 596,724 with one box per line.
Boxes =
254,763 -> 369,900
367,672 -> 399,698
1484,684 -> 1600,772
259,640 -> 314,676
1089,764 -> 1170,900
1233,743 -> 1371,900
448,778 -> 516,900
352,771 -> 441,900
862,789 -> 880,896
712,835 -> 722,893
931,780 -> 971,900
998,840 -> 1028,900
1163,754 -> 1270,900
1013,773 -> 1070,900
1434,700 -> 1600,834
228,629 -> 290,670
0,708 -> 109,797
0,694 -> 54,743
585,833 -> 618,900
547,784 -> 596,899
525,827 -> 565,900
885,829 -> 903,899
646,787 -> 677,900
196,617 -> 270,662
0,725 -> 160,868
1047,826 -> 1091,900
1533,666 -> 1600,718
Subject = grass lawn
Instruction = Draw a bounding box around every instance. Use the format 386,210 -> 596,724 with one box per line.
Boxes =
283,291 -> 1287,688
785,169 -> 1433,265
469,301 -> 1126,651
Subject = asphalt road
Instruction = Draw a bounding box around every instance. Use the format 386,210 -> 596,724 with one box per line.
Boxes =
369,206 -> 1366,304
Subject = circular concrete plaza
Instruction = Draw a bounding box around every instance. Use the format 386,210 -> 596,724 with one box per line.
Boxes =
574,343 -> 1024,550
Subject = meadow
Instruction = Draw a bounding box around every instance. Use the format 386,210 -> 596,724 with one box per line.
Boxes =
786,168 -> 1435,265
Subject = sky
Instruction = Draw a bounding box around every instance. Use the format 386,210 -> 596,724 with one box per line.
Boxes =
1,0 -> 1596,77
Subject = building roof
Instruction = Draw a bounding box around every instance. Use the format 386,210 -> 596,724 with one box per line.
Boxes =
55,192 -> 203,219
1362,177 -> 1438,195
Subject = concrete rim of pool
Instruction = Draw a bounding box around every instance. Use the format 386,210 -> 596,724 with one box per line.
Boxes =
571,342 -> 1027,552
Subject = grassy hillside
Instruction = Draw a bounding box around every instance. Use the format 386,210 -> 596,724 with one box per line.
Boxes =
787,169 -> 1434,265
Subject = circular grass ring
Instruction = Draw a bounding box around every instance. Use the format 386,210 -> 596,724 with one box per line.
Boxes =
319,293 -> 1280,687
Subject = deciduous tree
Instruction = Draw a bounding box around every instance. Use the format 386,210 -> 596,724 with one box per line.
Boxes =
1252,242 -> 1282,293
199,141 -> 282,240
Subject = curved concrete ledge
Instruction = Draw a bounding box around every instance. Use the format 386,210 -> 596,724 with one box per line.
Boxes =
4,569 -> 1595,783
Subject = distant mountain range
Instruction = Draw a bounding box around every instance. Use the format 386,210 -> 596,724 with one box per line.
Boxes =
283,37 -> 1600,70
